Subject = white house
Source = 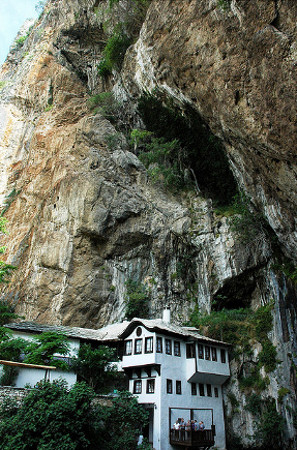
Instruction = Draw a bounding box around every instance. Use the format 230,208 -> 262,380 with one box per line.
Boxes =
1,321 -> 127,388
3,311 -> 231,449
118,309 -> 230,450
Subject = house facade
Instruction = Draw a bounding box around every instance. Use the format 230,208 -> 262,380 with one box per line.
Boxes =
119,310 -> 230,450
3,312 -> 230,449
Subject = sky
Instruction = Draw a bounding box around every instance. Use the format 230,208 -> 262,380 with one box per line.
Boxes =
0,0 -> 40,65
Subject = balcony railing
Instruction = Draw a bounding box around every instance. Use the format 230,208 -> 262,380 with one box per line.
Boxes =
170,428 -> 215,448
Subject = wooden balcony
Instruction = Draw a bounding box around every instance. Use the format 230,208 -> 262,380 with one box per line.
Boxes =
169,407 -> 215,449
170,428 -> 215,449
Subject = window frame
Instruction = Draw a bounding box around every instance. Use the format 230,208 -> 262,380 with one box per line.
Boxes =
198,344 -> 204,359
133,380 -> 142,394
145,336 -> 153,354
156,336 -> 163,353
146,379 -> 155,394
135,338 -> 143,354
174,341 -> 181,357
186,343 -> 195,359
176,380 -> 182,395
191,383 -> 197,395
167,379 -> 173,394
199,383 -> 205,396
124,339 -> 132,356
165,339 -> 172,355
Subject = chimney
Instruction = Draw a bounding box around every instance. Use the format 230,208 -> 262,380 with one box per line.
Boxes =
162,307 -> 171,323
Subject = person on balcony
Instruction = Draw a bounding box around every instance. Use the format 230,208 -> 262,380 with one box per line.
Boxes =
198,420 -> 205,430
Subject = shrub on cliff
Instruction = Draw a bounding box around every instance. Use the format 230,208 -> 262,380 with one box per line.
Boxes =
98,28 -> 132,77
124,279 -> 150,320
0,218 -> 16,284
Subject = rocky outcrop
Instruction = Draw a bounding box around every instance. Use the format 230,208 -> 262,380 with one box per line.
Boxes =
0,0 -> 296,447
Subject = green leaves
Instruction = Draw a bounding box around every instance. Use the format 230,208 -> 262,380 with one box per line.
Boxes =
0,218 -> 16,284
23,332 -> 70,370
98,391 -> 149,450
0,380 -> 96,449
72,343 -> 119,393
0,382 -> 149,449
98,29 -> 132,77
124,279 -> 150,320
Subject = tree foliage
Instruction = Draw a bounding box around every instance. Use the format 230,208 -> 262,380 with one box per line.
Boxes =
124,279 -> 150,320
98,27 -> 132,77
255,399 -> 285,449
97,391 -> 149,450
0,380 -> 97,449
23,332 -> 70,371
72,343 -> 120,393
0,382 -> 149,450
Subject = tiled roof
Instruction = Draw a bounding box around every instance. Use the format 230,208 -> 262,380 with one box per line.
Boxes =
5,318 -> 230,346
120,318 -> 230,346
5,321 -> 129,342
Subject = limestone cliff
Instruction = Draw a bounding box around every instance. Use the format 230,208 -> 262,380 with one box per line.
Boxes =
0,0 -> 296,447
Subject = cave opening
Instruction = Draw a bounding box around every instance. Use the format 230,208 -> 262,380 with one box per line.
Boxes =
137,93 -> 238,206
212,269 -> 262,311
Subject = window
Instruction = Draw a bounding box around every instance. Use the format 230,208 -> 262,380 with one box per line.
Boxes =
124,340 -> 132,355
174,341 -> 181,357
147,379 -> 155,394
176,380 -> 182,395
145,337 -> 153,353
167,379 -> 173,394
221,349 -> 226,363
165,339 -> 172,355
199,383 -> 205,396
186,343 -> 195,358
198,344 -> 204,359
135,339 -> 142,354
136,327 -> 142,336
214,387 -> 219,397
211,347 -> 217,361
207,384 -> 212,397
156,337 -> 163,353
205,346 -> 210,360
133,380 -> 142,394
191,383 -> 197,395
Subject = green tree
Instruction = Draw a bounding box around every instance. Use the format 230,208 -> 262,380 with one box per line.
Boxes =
256,399 -> 285,449
0,380 -> 98,449
23,332 -> 70,370
0,382 -> 149,450
98,391 -> 149,450
72,343 -> 121,393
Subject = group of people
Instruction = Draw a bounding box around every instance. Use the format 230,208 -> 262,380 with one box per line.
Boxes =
173,418 -> 205,432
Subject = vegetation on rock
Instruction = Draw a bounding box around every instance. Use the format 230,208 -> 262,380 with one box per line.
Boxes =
98,27 -> 132,78
124,279 -> 150,320
0,219 -> 16,284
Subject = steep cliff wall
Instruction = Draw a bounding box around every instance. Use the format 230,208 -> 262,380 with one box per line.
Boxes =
0,0 -> 296,447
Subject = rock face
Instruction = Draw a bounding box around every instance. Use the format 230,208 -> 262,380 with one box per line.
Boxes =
0,0 -> 296,447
